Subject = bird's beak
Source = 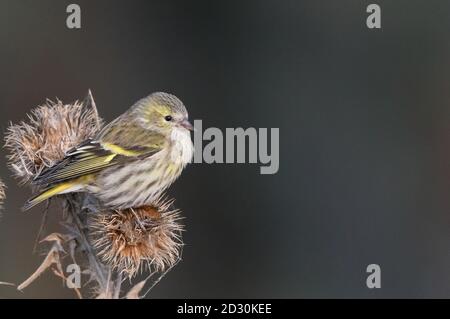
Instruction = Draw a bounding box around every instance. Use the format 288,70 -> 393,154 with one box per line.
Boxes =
180,119 -> 194,131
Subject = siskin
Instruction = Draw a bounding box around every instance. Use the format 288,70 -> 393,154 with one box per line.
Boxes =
24,92 -> 194,211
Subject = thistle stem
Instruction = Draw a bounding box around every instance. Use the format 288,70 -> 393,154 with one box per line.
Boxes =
66,198 -> 110,294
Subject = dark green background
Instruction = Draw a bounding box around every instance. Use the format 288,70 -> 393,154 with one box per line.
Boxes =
0,0 -> 449,298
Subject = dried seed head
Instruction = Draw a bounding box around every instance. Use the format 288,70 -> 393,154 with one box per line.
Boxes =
0,179 -> 5,209
4,91 -> 103,184
89,198 -> 183,278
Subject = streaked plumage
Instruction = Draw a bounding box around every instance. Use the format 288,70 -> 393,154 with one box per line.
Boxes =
24,92 -> 194,211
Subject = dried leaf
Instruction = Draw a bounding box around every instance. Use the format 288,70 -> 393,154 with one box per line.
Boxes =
40,232 -> 69,253
126,280 -> 147,299
40,232 -> 68,244
0,281 -> 15,287
17,245 -> 62,291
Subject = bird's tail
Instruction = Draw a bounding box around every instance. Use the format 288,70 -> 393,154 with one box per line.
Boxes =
23,181 -> 79,211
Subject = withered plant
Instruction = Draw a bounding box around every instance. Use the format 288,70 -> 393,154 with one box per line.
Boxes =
3,91 -> 184,298
0,179 -> 5,210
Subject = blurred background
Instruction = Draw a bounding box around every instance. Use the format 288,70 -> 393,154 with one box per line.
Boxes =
0,0 -> 449,298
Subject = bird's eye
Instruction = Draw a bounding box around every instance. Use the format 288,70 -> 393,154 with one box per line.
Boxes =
164,115 -> 173,122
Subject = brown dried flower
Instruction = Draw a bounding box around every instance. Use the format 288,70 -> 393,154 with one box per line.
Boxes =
0,179 -> 5,209
4,91 -> 102,184
89,198 -> 183,278
4,91 -> 186,298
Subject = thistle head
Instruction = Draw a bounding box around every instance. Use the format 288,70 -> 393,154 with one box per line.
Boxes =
4,91 -> 102,184
0,179 -> 5,210
89,198 -> 184,278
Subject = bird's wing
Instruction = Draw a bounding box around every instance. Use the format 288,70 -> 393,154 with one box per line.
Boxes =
32,138 -> 163,186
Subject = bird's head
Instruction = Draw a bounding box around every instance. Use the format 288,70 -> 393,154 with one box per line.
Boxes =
132,92 -> 193,136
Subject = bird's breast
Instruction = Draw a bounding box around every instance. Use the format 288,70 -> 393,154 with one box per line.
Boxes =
170,127 -> 194,166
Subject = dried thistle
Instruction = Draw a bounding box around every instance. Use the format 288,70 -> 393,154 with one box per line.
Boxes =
89,198 -> 183,278
4,91 -> 185,298
0,179 -> 5,209
4,91 -> 102,184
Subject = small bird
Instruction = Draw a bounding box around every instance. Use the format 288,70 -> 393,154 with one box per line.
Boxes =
24,92 -> 194,211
